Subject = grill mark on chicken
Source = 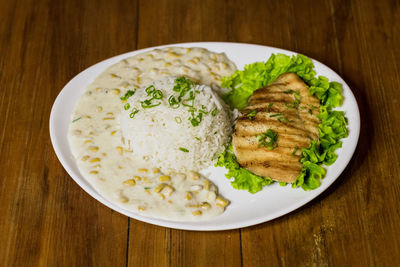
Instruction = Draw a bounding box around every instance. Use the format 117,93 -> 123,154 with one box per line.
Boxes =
235,118 -> 319,140
233,134 -> 311,149
232,72 -> 321,183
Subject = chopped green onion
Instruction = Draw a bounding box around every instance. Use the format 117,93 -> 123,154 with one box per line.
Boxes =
247,110 -> 258,120
72,117 -> 81,123
129,108 -> 139,118
140,85 -> 163,108
175,116 -> 182,124
168,95 -> 180,108
189,113 -> 203,127
179,147 -> 189,152
153,90 -> 163,99
211,108 -> 218,116
256,129 -> 278,150
141,102 -> 161,108
145,85 -> 156,95
279,182 -> 287,186
195,137 -> 200,141
124,103 -> 130,110
277,116 -> 294,123
120,90 -> 135,101
308,109 -> 313,115
266,103 -> 273,113
270,113 -> 283,118
284,89 -> 294,94
292,146 -> 299,156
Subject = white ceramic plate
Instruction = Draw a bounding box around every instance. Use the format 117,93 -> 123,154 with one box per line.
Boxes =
50,42 -> 360,231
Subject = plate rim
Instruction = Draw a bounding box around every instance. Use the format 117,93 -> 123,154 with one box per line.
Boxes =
49,42 -> 360,231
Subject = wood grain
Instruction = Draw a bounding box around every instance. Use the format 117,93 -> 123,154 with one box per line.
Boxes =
0,0 -> 399,266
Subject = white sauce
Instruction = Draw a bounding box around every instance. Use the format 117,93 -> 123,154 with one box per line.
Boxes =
68,47 -> 236,221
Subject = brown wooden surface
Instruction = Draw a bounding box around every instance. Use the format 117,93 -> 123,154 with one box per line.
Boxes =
1,0 -> 399,266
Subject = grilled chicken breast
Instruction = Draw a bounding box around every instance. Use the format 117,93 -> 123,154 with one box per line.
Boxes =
232,73 -> 320,183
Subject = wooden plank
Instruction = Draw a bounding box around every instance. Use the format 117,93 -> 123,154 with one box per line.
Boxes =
0,0 -> 138,265
128,222 -> 171,267
170,229 -> 241,267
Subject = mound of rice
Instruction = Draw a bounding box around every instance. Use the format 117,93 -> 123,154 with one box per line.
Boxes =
120,76 -> 233,173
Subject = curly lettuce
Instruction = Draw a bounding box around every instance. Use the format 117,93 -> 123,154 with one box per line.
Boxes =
217,53 -> 348,192
215,144 -> 274,194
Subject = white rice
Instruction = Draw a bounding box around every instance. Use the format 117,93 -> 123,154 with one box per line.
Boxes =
120,76 -> 233,173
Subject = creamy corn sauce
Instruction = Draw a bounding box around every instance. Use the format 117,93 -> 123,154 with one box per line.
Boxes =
68,47 -> 236,221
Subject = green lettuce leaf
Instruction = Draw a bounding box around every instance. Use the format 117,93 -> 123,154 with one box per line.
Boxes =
217,53 -> 349,193
215,145 -> 274,194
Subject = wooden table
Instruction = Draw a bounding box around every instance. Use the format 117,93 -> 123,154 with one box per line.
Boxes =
1,0 -> 399,266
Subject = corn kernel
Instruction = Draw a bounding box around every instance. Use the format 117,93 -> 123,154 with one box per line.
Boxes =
103,117 -> 115,120
204,180 -> 210,191
133,176 -> 142,181
158,193 -> 165,200
152,168 -> 160,174
216,196 -> 229,208
159,175 -> 171,182
138,206 -> 146,211
161,185 -> 175,196
193,57 -> 200,63
154,184 -> 165,193
81,155 -> 90,161
89,170 -> 98,174
89,158 -> 100,163
116,146 -> 123,155
192,210 -> 202,216
168,52 -> 180,58
185,192 -> 192,200
123,179 -> 136,186
120,197 -> 129,203
138,168 -> 148,173
97,106 -> 103,112
165,62 -> 171,67
89,146 -> 99,152
110,131 -> 117,136
110,73 -> 118,78
201,202 -> 211,210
